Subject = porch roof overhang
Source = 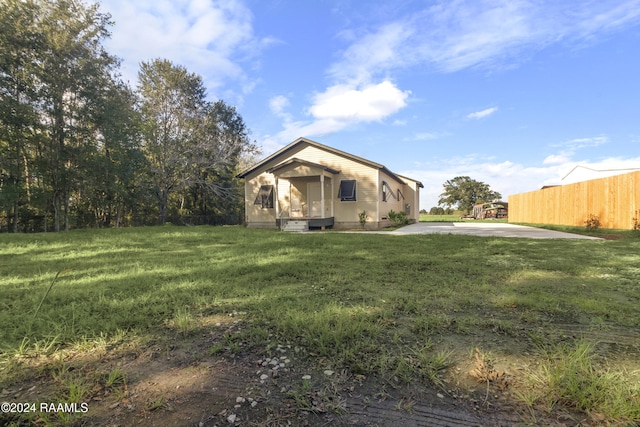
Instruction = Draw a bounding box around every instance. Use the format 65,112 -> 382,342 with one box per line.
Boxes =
265,158 -> 341,176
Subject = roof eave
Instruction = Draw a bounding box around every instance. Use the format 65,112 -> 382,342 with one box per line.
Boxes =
265,158 -> 341,175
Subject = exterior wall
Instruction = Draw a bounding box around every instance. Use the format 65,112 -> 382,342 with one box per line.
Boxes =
243,142 -> 382,228
379,170 -> 407,221
243,174 -> 278,228
508,171 -> 640,229
288,144 -> 379,227
399,178 -> 421,222
410,185 -> 420,222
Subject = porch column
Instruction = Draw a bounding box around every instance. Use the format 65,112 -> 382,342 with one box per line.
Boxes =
320,174 -> 325,217
274,176 -> 279,220
331,176 -> 334,217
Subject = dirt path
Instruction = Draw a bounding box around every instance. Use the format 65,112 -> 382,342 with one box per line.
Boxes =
81,347 -> 522,427
3,316 -> 636,426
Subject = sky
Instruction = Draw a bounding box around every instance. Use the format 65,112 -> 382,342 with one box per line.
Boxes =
98,0 -> 640,209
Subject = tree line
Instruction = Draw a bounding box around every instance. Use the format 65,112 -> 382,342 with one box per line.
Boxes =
0,0 -> 258,232
438,176 -> 502,214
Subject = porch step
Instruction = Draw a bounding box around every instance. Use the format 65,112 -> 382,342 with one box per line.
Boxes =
282,220 -> 309,232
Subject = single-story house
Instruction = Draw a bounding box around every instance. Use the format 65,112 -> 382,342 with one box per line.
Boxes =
236,137 -> 423,230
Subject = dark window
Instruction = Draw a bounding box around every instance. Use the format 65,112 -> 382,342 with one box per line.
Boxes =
254,184 -> 274,209
382,181 -> 396,202
338,180 -> 356,201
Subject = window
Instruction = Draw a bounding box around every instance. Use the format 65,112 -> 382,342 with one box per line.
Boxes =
338,180 -> 356,201
382,181 -> 396,202
254,184 -> 274,209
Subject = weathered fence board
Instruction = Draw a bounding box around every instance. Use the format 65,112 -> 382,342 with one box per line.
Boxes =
509,171 -> 640,229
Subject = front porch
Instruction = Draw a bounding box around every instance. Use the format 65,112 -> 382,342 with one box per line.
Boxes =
266,158 -> 340,231
276,216 -> 335,230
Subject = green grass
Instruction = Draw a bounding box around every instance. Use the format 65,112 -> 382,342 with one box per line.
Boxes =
518,222 -> 640,239
1,225 -> 639,423
420,214 -> 463,222
524,341 -> 640,423
420,213 -> 508,223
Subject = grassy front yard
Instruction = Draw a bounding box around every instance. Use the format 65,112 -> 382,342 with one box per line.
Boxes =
1,226 -> 639,425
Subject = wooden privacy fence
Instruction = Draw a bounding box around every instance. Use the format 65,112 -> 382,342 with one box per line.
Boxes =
508,171 -> 640,229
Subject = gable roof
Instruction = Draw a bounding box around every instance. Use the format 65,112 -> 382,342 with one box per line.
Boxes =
397,173 -> 425,189
237,137 -> 422,188
265,158 -> 341,175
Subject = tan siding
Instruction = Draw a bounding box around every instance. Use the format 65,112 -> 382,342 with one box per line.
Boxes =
379,171 -> 405,220
277,178 -> 291,217
286,144 -> 380,225
242,140 -> 421,228
509,171 -> 640,229
405,184 -> 420,221
244,173 -> 277,227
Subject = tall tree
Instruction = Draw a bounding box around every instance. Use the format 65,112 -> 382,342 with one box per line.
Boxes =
186,100 -> 258,224
0,0 -> 42,232
438,176 -> 502,214
77,80 -> 147,228
138,59 -> 257,225
138,59 -> 208,224
35,0 -> 119,231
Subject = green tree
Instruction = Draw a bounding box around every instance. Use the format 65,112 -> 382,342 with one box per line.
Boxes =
0,0 -> 42,232
76,81 -> 147,228
138,59 -> 257,225
138,59 -> 209,224
438,176 -> 501,214
36,0 -> 118,231
185,100 -> 258,225
428,206 -> 445,215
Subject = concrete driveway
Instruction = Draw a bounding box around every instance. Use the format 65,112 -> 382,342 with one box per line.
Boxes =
387,222 -> 601,239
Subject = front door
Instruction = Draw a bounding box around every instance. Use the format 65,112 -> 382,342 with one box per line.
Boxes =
307,182 -> 322,217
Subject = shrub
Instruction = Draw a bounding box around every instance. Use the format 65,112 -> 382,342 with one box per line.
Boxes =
584,213 -> 601,230
388,209 -> 409,226
358,210 -> 367,228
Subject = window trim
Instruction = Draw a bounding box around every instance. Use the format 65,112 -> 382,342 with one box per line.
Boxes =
382,180 -> 397,202
254,184 -> 274,209
338,179 -> 356,202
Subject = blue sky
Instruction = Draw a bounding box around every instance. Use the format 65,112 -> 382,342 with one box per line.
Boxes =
99,0 -> 640,209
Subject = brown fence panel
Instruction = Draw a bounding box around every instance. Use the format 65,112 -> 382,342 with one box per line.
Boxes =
509,171 -> 640,229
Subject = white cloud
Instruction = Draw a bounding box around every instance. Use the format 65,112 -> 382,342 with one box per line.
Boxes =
263,0 -> 640,150
467,107 -> 498,119
553,135 -> 609,150
403,132 -> 450,142
543,153 -> 572,165
328,0 -> 640,82
543,135 -> 610,165
269,95 -> 290,115
262,80 -> 409,147
328,22 -> 414,84
100,0 -> 270,100
571,1 -> 640,38
308,81 -> 409,122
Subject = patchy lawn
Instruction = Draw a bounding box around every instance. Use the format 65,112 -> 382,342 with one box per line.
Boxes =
1,226 -> 639,426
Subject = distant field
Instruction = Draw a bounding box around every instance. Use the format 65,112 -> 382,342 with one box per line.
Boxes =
420,214 -> 463,222
1,226 -> 638,425
420,213 -> 508,223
